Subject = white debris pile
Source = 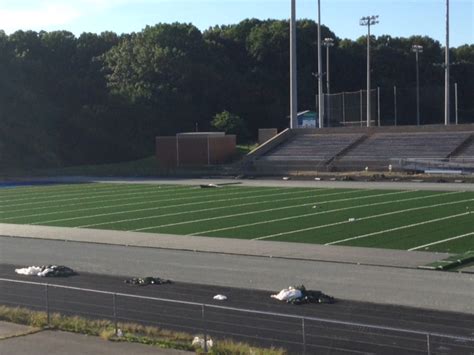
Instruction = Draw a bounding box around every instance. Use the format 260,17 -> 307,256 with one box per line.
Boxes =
213,294 -> 227,301
192,336 -> 213,349
15,265 -> 76,277
271,286 -> 302,301
271,285 -> 335,305
15,266 -> 43,276
200,183 -> 221,188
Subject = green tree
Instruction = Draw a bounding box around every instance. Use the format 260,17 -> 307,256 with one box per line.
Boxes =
211,111 -> 248,141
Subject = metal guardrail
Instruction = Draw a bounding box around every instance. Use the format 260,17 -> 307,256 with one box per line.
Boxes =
1,277 -> 473,354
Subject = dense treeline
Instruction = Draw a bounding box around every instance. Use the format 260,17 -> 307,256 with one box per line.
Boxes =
0,20 -> 472,170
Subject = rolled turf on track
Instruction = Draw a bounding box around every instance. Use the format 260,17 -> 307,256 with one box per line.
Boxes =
0,183 -> 473,253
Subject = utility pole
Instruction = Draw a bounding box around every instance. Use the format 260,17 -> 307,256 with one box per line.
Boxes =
317,0 -> 323,129
412,44 -> 423,126
290,0 -> 298,129
445,0 -> 450,125
360,15 -> 379,127
323,38 -> 334,126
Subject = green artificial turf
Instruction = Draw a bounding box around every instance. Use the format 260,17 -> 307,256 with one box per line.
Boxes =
1,183 -> 473,253
419,251 -> 474,270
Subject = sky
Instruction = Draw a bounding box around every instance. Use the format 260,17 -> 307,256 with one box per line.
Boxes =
0,0 -> 472,47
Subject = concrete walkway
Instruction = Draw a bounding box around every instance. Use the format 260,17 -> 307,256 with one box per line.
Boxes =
0,322 -> 189,354
41,175 -> 474,191
0,223 -> 449,268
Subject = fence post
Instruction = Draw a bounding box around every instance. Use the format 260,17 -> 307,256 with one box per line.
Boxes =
360,90 -> 363,126
426,333 -> 431,355
113,293 -> 118,335
45,284 -> 50,327
455,83 -> 458,125
394,86 -> 397,126
342,92 -> 346,125
176,135 -> 180,168
202,304 -> 208,353
302,318 -> 306,354
377,87 -> 381,126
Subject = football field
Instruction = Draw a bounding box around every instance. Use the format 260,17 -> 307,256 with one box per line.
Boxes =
1,182 -> 473,253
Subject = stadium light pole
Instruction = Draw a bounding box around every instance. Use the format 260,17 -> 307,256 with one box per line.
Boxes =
290,0 -> 298,129
444,0 -> 450,125
412,44 -> 423,126
322,38 -> 334,125
317,0 -> 324,129
360,15 -> 379,127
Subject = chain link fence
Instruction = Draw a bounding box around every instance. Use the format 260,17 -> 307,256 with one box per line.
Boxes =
1,278 -> 473,354
316,84 -> 473,128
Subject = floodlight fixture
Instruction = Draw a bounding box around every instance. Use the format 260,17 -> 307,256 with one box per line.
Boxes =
322,38 -> 334,48
360,15 -> 379,127
411,44 -> 424,54
359,15 -> 379,27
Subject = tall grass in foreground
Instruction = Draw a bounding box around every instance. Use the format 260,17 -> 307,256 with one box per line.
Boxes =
0,305 -> 286,354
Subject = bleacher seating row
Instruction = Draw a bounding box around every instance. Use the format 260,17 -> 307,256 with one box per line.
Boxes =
251,129 -> 474,173
260,134 -> 364,162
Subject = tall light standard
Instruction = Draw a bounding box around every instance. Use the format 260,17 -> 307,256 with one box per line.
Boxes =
360,15 -> 379,127
322,38 -> 334,125
317,0 -> 323,129
412,44 -> 423,126
290,0 -> 297,129
445,0 -> 450,125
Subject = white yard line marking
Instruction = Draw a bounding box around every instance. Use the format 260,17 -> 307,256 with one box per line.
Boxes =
0,183 -> 108,197
0,184 -> 252,210
135,190 -> 412,232
192,190 -> 450,236
75,189 -> 355,228
24,188 -> 308,224
251,192 -> 466,241
31,189 -> 342,228
408,232 -> 474,251
0,184 -> 189,207
0,186 -> 282,216
326,211 -> 472,245
0,182 -> 116,195
0,183 -> 181,204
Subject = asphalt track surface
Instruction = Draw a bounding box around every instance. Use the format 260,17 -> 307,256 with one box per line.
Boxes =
1,265 -> 474,354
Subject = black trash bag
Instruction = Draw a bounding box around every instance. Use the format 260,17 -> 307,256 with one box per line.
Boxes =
124,277 -> 172,286
40,265 -> 76,277
287,285 -> 335,305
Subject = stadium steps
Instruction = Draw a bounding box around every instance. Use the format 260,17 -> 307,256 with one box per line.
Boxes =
448,134 -> 474,159
325,134 -> 371,169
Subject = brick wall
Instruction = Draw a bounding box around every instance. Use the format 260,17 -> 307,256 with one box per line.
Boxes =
156,134 -> 236,168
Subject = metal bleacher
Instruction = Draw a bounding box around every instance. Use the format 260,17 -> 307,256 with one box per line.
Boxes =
255,133 -> 365,171
335,132 -> 472,171
247,126 -> 474,174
